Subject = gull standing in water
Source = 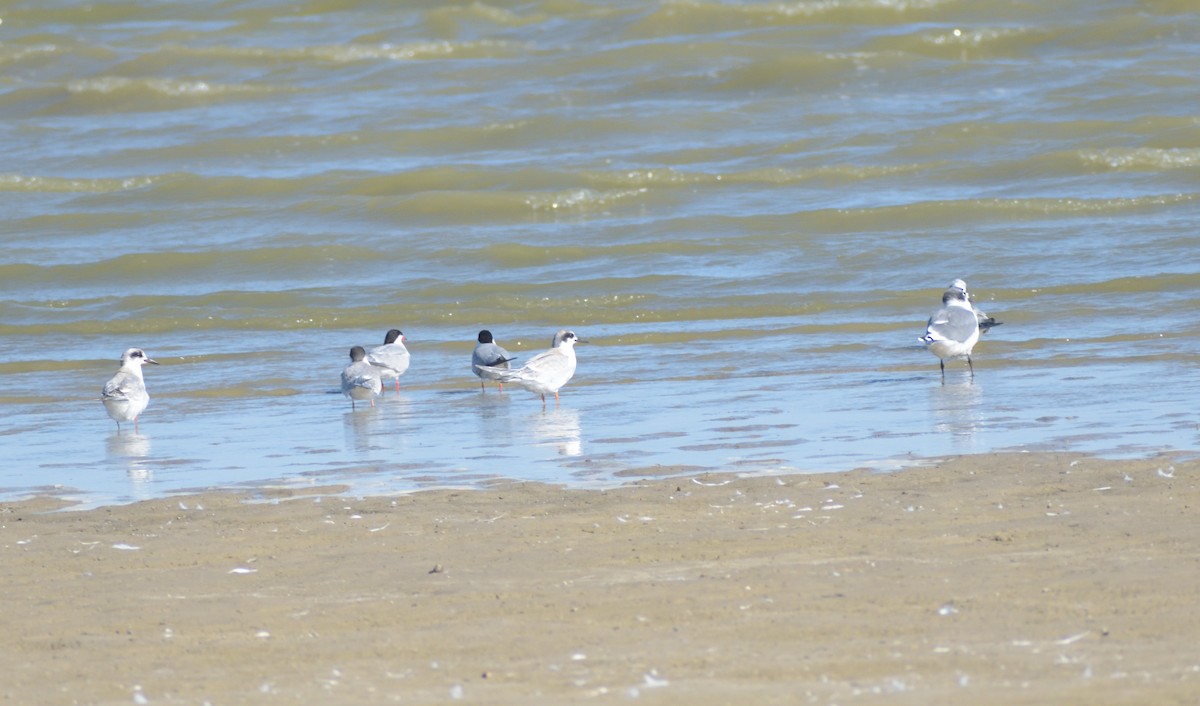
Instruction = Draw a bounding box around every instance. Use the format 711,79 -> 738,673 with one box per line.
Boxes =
472,329 -> 516,391
920,288 -> 980,380
342,345 -> 382,409
479,329 -> 581,407
366,329 -> 410,394
948,279 -> 1002,333
101,348 -> 159,433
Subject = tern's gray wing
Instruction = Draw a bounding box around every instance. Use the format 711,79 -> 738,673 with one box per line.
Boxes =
472,342 -> 513,370
925,305 -> 978,344
946,280 -> 999,329
498,348 -> 557,379
342,361 -> 381,390
367,343 -> 410,375
484,347 -> 574,391
102,371 -> 143,401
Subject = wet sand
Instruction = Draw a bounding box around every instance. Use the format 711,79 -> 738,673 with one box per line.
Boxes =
3,452 -> 1198,705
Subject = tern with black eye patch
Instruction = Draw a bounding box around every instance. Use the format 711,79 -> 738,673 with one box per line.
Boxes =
101,348 -> 159,433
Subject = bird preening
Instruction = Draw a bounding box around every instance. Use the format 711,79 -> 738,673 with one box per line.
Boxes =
341,345 -> 382,410
921,279 -> 1002,381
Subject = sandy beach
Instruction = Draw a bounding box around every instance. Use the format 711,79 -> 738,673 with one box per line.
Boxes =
3,452 -> 1198,705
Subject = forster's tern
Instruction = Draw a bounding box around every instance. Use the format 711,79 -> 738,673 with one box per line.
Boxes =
101,348 -> 159,433
920,288 -> 980,379
479,329 -> 581,407
948,279 -> 1001,332
342,345 -> 382,409
472,329 -> 516,391
367,329 -> 410,393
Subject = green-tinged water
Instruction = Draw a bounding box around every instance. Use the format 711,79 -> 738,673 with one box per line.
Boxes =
1,0 -> 1199,505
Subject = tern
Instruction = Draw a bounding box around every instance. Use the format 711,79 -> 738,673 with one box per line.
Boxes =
920,288 -> 980,380
342,345 -> 382,409
472,329 -> 516,391
367,329 -> 410,394
479,329 -> 581,407
101,348 -> 158,433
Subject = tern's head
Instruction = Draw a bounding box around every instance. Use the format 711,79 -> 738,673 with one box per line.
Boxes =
552,330 -> 581,348
383,329 -> 404,344
349,345 -> 368,362
477,330 -> 495,344
947,279 -> 976,302
119,348 -> 158,368
942,288 -> 970,306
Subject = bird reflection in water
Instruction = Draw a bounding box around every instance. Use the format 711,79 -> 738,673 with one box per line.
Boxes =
106,432 -> 154,497
930,379 -> 984,453
531,406 -> 582,457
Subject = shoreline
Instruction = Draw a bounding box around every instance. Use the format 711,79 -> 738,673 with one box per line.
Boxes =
3,452 -> 1198,704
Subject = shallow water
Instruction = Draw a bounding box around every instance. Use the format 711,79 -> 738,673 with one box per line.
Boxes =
2,0 -> 1199,506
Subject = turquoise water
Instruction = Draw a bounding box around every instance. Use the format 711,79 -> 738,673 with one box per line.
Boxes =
1,0 -> 1199,506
